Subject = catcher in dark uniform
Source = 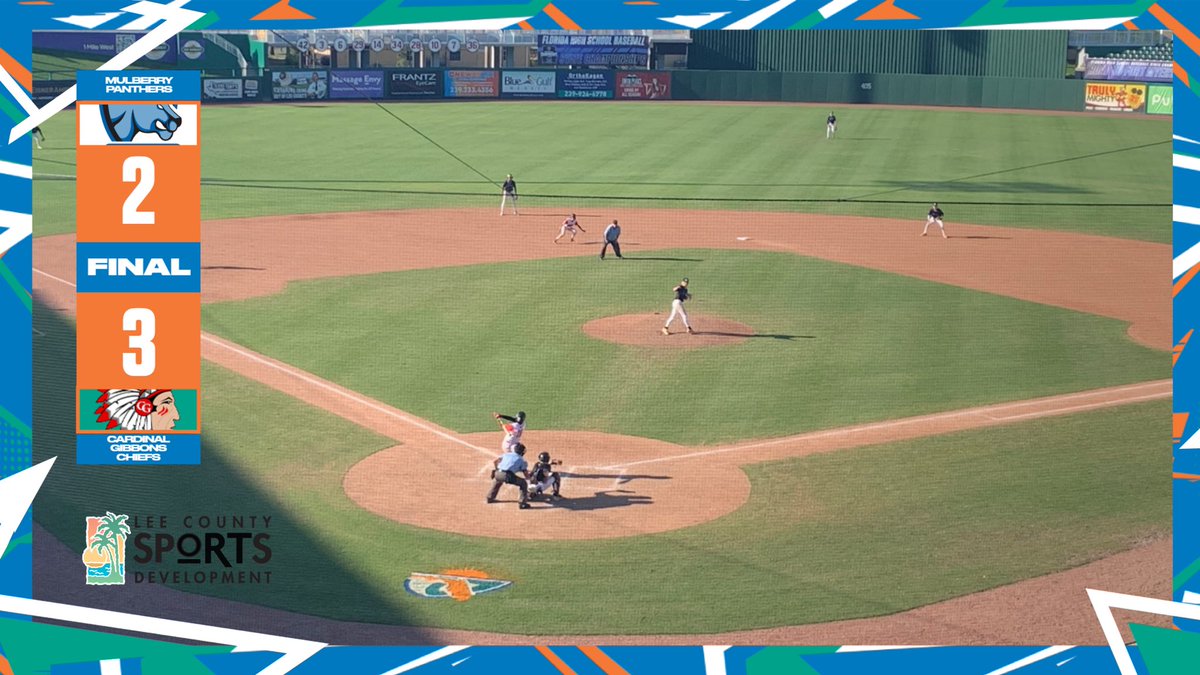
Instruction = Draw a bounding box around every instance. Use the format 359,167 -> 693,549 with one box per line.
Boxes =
528,451 -> 563,501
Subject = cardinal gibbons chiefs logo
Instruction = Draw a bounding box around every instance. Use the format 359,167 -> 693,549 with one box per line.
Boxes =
93,389 -> 181,431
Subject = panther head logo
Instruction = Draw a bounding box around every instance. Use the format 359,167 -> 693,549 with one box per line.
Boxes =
99,103 -> 183,143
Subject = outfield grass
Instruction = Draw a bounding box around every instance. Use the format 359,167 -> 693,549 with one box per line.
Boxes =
32,102 -> 1170,241
200,249 -> 1166,446
33,296 -> 1169,633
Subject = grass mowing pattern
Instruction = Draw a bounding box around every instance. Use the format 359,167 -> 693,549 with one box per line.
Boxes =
32,102 -> 1170,241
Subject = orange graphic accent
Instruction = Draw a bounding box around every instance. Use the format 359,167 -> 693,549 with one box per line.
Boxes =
1175,413 -> 1189,444
624,1 -> 659,4
0,654 -> 13,675
518,20 -> 535,30
76,145 -> 201,243
544,3 -> 581,30
76,294 -> 201,391
1175,62 -> 1190,88
857,0 -> 919,20
1175,329 -> 1193,367
251,0 -> 314,20
18,1 -> 53,5
1149,4 -> 1200,58
1123,20 -> 1139,30
536,647 -> 579,675
580,646 -> 632,675
1174,264 -> 1200,298
0,47 -> 31,91
1174,473 -> 1200,482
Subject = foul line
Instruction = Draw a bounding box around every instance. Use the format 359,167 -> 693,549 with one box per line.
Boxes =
601,380 -> 1170,470
34,266 -> 496,458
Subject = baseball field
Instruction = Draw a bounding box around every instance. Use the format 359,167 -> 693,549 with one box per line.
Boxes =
29,100 -> 1171,643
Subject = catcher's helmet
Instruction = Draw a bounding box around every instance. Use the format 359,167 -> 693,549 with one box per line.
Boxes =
538,451 -> 550,463
514,443 -> 527,455
516,411 -> 526,423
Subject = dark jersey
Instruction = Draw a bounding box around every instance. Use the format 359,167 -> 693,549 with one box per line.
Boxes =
674,285 -> 689,302
531,461 -> 555,483
827,115 -> 836,124
502,179 -> 517,194
929,207 -> 944,219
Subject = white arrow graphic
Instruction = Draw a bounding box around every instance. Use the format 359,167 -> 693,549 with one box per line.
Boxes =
0,457 -> 55,560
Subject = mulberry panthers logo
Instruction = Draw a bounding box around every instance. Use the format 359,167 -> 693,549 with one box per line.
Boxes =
99,103 -> 183,142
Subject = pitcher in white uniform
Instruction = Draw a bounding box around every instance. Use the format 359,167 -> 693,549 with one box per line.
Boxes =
662,278 -> 694,335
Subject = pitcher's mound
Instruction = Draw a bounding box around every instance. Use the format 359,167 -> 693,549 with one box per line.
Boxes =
583,313 -> 755,348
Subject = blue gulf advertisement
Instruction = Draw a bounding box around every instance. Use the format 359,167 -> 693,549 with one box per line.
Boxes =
558,70 -> 614,99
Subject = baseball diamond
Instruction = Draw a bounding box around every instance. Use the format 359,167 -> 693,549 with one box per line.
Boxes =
29,34 -> 1170,644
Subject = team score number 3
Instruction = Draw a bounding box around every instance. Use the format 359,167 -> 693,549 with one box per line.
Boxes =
122,156 -> 155,225
123,308 -> 156,377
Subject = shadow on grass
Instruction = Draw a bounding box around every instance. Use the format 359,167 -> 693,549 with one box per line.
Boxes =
694,331 -> 815,340
31,298 -> 430,638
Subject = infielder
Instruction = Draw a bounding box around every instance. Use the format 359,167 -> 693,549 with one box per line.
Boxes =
554,213 -> 585,243
528,451 -> 563,501
662,277 -> 694,335
922,202 -> 947,238
494,410 -> 526,451
486,443 -> 531,509
500,174 -> 519,216
826,111 -> 837,139
600,219 -> 623,260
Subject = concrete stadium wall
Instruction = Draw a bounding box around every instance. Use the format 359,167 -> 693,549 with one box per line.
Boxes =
670,71 -> 1087,112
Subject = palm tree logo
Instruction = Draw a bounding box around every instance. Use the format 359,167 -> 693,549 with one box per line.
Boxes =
82,512 -> 130,585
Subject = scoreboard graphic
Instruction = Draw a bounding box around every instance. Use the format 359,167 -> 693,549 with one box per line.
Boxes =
73,71 -> 201,466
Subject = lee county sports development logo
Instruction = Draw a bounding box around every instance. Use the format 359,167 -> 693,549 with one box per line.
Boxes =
404,569 -> 511,601
83,512 -> 130,585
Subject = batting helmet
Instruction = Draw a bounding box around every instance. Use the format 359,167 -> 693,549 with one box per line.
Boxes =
538,451 -> 550,463
516,411 -> 526,423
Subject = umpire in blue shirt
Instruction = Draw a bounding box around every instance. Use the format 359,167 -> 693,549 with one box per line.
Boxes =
487,443 -> 532,509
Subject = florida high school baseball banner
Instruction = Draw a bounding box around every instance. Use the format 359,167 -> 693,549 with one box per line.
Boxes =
74,71 -> 202,466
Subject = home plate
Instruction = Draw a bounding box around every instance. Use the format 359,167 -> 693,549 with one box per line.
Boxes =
736,236 -> 751,241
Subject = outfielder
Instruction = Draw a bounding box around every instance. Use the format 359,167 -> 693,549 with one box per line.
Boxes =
922,202 -> 947,238
554,213 -> 585,243
500,174 -> 519,216
662,277 -> 694,335
486,443 -> 531,509
826,111 -> 837,139
494,410 -> 526,451
528,451 -> 563,501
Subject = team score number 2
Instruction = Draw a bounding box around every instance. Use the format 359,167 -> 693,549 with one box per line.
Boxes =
123,156 -> 155,225
123,308 -> 156,377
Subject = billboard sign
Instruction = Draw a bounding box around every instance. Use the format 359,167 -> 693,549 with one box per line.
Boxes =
537,34 -> 649,67
557,70 -> 614,99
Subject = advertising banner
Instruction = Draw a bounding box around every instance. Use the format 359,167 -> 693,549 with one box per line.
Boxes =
1084,82 -> 1147,112
33,31 -> 178,65
615,71 -> 672,100
1147,84 -> 1173,115
501,70 -> 556,99
330,70 -> 385,99
557,70 -> 614,99
445,70 -> 499,98
32,79 -> 74,105
389,70 -> 443,98
202,77 -> 263,102
1085,58 -> 1173,83
537,34 -> 649,67
271,70 -> 328,100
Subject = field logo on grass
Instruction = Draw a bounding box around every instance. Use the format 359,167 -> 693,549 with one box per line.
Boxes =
83,512 -> 130,585
405,569 -> 511,602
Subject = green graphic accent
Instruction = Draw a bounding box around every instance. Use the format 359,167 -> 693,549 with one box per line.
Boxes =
1173,556 -> 1200,592
961,0 -> 1155,26
2,532 -> 31,559
0,404 -> 31,439
1130,623 -> 1200,675
0,617 -> 232,675
0,260 -> 31,312
0,94 -> 21,124
86,512 -> 129,586
356,0 -> 548,26
746,647 -> 840,675
187,10 -> 220,30
79,389 -> 199,432
789,10 -> 825,29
